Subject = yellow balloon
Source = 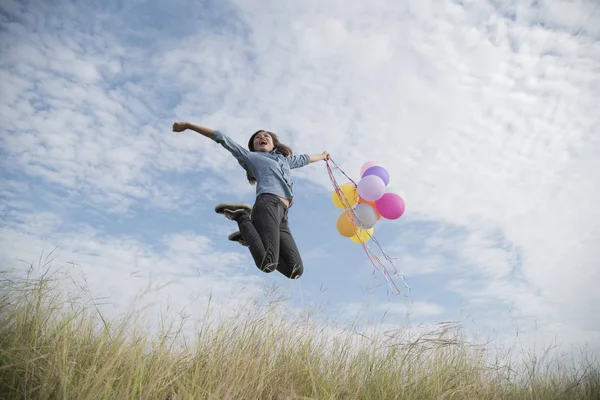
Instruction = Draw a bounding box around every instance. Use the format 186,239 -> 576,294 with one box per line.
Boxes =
336,210 -> 356,238
350,227 -> 374,244
332,183 -> 358,209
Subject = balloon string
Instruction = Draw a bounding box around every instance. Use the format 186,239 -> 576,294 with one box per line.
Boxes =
325,158 -> 411,297
327,157 -> 359,187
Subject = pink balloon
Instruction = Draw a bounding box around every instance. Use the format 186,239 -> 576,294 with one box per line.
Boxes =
375,193 -> 405,220
357,175 -> 386,201
360,161 -> 379,176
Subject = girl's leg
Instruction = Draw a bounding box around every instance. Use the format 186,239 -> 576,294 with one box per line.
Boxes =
276,219 -> 304,279
235,195 -> 284,273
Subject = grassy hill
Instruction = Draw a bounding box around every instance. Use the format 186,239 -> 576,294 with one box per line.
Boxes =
1,265 -> 598,399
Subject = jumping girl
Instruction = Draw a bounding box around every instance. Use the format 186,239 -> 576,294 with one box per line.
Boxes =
172,121 -> 330,279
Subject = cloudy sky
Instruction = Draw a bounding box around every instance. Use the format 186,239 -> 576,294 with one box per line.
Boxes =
1,0 -> 599,356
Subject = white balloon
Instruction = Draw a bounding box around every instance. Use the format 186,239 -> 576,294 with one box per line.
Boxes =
354,203 -> 379,229
386,186 -> 406,202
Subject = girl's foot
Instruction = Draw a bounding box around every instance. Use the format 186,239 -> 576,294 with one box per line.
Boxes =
221,208 -> 250,221
215,203 -> 252,215
228,231 -> 248,247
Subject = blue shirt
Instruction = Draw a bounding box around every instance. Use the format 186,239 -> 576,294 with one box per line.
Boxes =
211,129 -> 311,203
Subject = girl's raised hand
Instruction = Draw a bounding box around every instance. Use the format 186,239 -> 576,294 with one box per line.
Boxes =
172,121 -> 189,132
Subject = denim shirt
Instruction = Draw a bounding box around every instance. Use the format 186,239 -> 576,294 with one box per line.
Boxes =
211,130 -> 310,203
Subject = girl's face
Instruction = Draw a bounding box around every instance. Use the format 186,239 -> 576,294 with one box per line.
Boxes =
253,131 -> 274,153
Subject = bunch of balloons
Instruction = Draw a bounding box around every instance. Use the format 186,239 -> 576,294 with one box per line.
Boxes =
332,160 -> 405,244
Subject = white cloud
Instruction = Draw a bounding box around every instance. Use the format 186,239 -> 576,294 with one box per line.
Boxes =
0,208 -> 264,327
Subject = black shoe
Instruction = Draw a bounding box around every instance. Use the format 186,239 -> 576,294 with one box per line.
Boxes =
215,202 -> 252,215
222,208 -> 250,222
228,231 -> 248,247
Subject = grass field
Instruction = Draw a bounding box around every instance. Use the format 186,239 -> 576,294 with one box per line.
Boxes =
1,263 -> 598,399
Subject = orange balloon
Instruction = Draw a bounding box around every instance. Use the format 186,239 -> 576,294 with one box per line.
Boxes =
336,210 -> 356,238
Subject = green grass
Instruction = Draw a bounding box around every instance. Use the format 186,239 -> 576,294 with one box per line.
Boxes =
1,263 -> 598,399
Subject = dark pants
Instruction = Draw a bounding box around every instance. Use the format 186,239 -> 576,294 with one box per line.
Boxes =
236,194 -> 304,279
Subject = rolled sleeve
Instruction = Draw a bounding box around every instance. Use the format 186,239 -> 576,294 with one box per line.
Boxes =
287,154 -> 311,169
211,129 -> 250,167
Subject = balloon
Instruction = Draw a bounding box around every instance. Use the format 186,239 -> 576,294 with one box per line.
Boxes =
358,197 -> 382,220
357,175 -> 386,201
384,186 -> 406,202
336,210 -> 356,237
350,227 -> 374,243
385,185 -> 401,195
375,193 -> 405,220
354,203 -> 379,229
363,165 -> 390,187
360,160 -> 380,176
332,183 -> 358,209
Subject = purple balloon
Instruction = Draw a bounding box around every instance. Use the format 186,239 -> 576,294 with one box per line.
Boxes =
363,166 -> 390,187
357,175 -> 386,201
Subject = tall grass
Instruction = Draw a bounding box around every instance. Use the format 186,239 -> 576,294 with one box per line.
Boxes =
1,262 -> 598,399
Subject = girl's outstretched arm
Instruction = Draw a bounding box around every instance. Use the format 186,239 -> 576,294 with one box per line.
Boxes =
172,121 -> 251,170
287,151 -> 329,169
172,122 -> 214,137
309,151 -> 330,163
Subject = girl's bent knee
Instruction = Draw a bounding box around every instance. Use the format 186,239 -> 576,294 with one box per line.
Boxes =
290,266 -> 303,279
259,261 -> 278,273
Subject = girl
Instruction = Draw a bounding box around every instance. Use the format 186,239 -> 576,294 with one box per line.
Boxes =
172,121 -> 329,279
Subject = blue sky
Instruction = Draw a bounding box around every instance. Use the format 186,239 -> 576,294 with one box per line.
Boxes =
1,0 -> 599,358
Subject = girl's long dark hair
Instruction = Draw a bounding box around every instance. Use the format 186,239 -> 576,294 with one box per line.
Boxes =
245,130 -> 293,185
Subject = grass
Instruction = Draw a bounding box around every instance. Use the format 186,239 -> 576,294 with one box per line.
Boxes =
1,262 -> 598,399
